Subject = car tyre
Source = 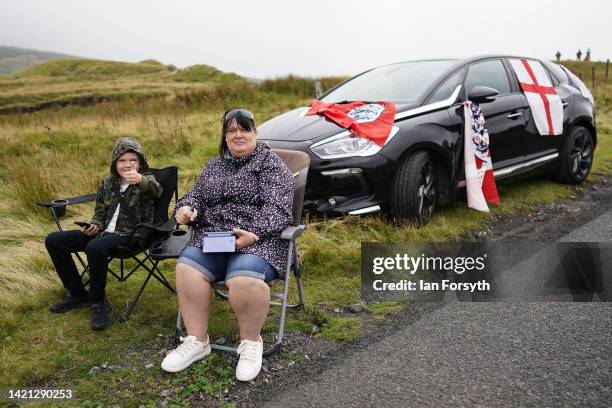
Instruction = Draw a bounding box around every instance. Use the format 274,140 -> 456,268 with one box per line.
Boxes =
391,150 -> 437,225
555,126 -> 594,184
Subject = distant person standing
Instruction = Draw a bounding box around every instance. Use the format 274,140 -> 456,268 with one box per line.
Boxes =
585,48 -> 591,62
577,49 -> 582,61
555,50 -> 561,62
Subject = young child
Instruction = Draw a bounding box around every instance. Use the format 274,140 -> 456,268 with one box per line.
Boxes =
45,137 -> 162,330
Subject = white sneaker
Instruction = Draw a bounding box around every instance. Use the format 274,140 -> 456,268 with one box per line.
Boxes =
235,336 -> 263,381
161,335 -> 211,373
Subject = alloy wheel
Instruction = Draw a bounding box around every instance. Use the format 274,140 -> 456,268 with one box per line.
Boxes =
569,130 -> 593,180
417,160 -> 436,224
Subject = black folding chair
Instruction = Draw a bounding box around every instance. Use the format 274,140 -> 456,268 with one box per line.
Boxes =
154,149 -> 310,357
37,167 -> 179,321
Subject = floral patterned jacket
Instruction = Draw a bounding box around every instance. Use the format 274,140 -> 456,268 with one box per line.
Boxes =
175,144 -> 294,273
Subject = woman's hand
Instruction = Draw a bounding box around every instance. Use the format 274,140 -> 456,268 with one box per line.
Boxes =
176,206 -> 198,225
81,224 -> 99,236
233,228 -> 259,250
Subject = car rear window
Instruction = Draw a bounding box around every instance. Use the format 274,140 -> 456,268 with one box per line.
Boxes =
321,60 -> 457,104
542,61 -> 569,85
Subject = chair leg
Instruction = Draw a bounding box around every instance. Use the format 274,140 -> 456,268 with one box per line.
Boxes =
175,309 -> 185,347
107,259 -> 122,281
105,297 -> 124,322
266,240 -> 294,356
122,255 -> 150,281
146,258 -> 176,293
293,248 -> 305,308
124,269 -> 154,320
214,289 -> 229,300
74,253 -> 92,286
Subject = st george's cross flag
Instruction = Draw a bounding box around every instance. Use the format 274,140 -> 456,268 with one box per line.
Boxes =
306,100 -> 396,146
509,59 -> 563,136
464,101 -> 500,212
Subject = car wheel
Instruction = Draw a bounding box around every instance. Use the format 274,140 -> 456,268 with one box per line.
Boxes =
555,126 -> 594,184
391,151 -> 437,225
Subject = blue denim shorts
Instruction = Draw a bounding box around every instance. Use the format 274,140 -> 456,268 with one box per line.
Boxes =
177,246 -> 278,283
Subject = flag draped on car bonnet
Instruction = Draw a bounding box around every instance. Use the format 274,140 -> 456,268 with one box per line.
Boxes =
306,100 -> 396,146
464,101 -> 500,212
509,59 -> 563,136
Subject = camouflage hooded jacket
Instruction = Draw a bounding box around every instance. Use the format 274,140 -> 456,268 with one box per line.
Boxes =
90,138 -> 163,236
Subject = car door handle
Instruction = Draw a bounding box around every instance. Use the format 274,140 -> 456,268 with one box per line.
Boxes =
562,101 -> 569,108
507,112 -> 522,119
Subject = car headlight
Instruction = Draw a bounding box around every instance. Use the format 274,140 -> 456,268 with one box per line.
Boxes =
310,132 -> 381,159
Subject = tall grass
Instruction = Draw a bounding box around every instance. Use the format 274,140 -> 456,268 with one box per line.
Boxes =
259,74 -> 348,98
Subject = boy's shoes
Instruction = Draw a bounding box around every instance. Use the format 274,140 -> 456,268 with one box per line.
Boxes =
48,294 -> 90,313
90,302 -> 109,331
161,335 -> 211,372
235,336 -> 263,381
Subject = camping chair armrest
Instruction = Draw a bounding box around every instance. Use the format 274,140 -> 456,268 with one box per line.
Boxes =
36,193 -> 97,209
36,193 -> 97,222
126,219 -> 177,243
280,225 -> 305,240
114,220 -> 178,256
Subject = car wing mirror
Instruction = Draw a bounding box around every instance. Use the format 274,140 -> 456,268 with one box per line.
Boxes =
468,86 -> 499,103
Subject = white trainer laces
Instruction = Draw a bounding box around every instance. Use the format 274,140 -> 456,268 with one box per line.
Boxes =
237,340 -> 260,362
172,336 -> 200,358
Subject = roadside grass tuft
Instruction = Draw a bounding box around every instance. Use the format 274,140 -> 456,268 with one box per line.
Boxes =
320,317 -> 362,341
169,353 -> 235,407
365,302 -> 405,322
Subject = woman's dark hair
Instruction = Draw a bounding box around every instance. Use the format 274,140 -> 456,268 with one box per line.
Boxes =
219,108 -> 257,155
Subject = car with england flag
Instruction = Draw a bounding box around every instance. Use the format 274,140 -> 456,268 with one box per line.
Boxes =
257,55 -> 597,225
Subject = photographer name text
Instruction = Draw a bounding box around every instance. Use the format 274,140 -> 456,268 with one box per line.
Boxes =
372,279 -> 490,292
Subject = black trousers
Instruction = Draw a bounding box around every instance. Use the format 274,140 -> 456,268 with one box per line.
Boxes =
45,230 -> 132,301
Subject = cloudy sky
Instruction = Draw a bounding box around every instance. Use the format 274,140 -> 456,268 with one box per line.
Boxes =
1,0 -> 610,79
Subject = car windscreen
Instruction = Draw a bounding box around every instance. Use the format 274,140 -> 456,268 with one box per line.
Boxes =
321,60 -> 457,104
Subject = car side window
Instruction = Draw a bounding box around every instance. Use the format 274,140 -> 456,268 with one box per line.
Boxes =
464,60 -> 511,97
427,68 -> 466,104
541,60 -> 567,85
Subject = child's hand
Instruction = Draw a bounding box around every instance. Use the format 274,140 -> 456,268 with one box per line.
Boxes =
81,224 -> 99,236
123,169 -> 143,185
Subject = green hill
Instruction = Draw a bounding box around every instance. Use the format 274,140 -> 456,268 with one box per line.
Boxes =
0,45 -> 78,75
171,64 -> 245,84
0,58 -> 252,113
15,59 -> 170,80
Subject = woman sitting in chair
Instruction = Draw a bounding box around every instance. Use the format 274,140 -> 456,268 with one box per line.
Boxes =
45,137 -> 162,330
161,109 -> 294,381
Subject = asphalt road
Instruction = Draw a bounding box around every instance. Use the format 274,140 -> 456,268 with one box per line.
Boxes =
263,209 -> 612,408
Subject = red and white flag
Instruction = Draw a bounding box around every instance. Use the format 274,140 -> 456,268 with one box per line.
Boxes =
509,59 -> 563,136
306,100 -> 396,146
464,101 -> 500,212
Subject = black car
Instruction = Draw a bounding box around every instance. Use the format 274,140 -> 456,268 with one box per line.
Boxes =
258,55 -> 597,224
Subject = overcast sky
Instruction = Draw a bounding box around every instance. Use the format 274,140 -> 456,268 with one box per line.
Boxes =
1,0 -> 610,79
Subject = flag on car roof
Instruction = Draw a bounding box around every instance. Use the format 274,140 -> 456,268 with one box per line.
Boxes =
464,101 -> 500,212
509,59 -> 563,136
306,100 -> 396,146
